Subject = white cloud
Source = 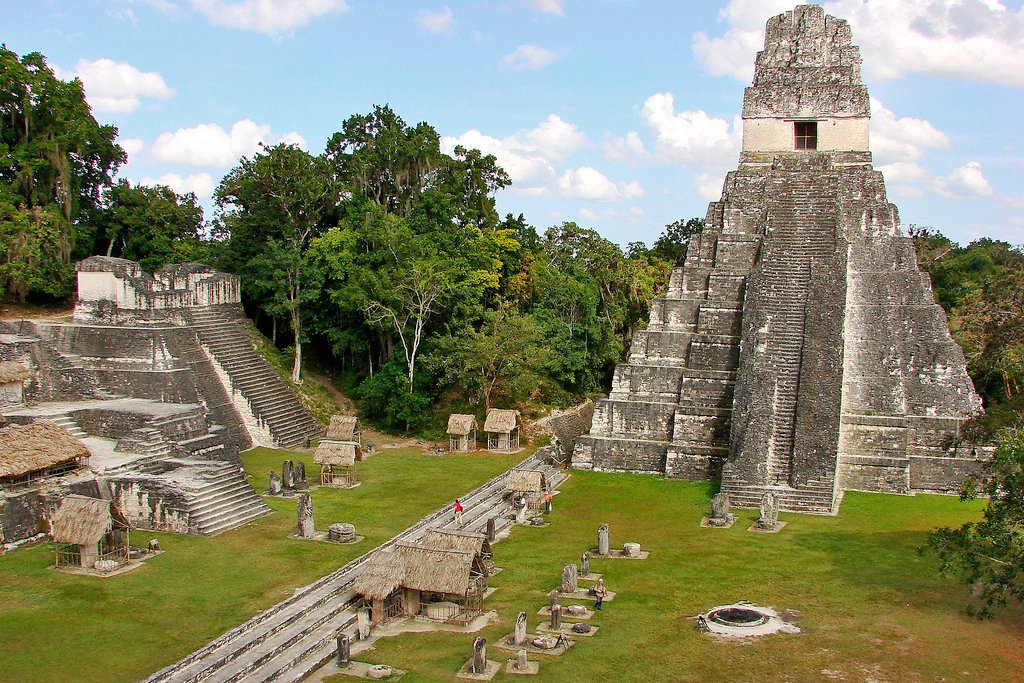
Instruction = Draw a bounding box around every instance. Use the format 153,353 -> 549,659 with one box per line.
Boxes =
602,131 -> 647,163
695,172 -> 725,201
694,0 -> 1024,87
503,44 -> 561,71
441,114 -> 587,191
523,0 -> 563,15
869,97 -> 950,165
139,172 -> 216,199
878,161 -> 930,198
190,0 -> 349,37
150,119 -> 306,168
640,92 -> 739,166
557,167 -> 644,202
417,6 -> 454,34
120,138 -> 145,160
55,58 -> 174,114
934,160 -> 994,198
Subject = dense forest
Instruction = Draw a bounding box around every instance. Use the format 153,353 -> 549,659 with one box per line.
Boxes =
1,47 -> 1020,435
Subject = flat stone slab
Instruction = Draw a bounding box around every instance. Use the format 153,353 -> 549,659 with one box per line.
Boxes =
537,605 -> 594,620
289,532 -> 366,544
700,515 -> 736,529
505,659 -> 540,675
551,588 -> 616,602
330,662 -> 406,680
456,659 -> 500,680
578,572 -> 603,582
747,521 -> 788,534
537,622 -> 600,637
592,550 -> 649,560
493,634 -> 575,656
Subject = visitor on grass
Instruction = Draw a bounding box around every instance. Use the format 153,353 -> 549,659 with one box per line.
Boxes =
544,490 -> 552,514
594,578 -> 607,610
454,498 -> 463,526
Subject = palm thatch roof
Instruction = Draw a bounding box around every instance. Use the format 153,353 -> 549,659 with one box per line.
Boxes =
0,361 -> 29,384
351,542 -> 479,600
446,414 -> 477,436
484,409 -> 520,434
314,441 -> 360,467
420,528 -> 489,557
49,495 -> 113,545
0,421 -> 90,479
325,415 -> 359,441
350,550 -> 407,600
506,469 -> 546,493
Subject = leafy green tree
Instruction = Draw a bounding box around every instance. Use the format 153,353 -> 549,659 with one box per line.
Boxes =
356,359 -> 434,432
215,143 -> 336,383
651,217 -> 704,264
86,180 -> 204,272
926,428 -> 1024,617
0,202 -> 72,301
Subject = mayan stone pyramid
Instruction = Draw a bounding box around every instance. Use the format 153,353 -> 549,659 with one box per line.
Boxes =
572,5 -> 982,513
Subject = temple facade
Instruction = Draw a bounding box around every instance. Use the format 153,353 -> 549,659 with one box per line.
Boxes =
572,5 -> 985,513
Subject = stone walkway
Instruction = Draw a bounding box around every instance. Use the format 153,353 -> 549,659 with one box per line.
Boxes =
145,452 -> 566,683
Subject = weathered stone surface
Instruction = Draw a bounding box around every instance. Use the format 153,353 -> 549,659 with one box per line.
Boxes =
549,590 -> 560,609
336,634 -> 350,668
571,622 -> 591,634
293,461 -> 308,491
550,605 -> 562,630
570,4 -> 984,514
622,542 -> 641,557
268,470 -> 282,495
514,611 -> 528,646
580,552 -> 590,577
296,494 -> 314,538
757,492 -> 780,530
282,460 -> 295,490
328,523 -> 356,542
565,605 -> 588,616
708,492 -> 735,526
598,524 -> 610,556
561,564 -> 578,593
486,517 -> 496,542
516,650 -> 528,671
472,637 -> 487,674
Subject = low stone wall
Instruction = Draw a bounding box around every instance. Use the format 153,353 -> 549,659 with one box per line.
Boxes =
910,455 -> 990,493
544,400 -> 596,460
74,409 -> 151,440
109,479 -> 193,534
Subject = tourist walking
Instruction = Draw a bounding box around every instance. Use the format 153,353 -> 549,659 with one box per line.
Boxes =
594,578 -> 607,611
544,490 -> 553,514
454,498 -> 464,526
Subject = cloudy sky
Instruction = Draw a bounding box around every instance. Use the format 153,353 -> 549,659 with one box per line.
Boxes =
8,0 -> 1023,248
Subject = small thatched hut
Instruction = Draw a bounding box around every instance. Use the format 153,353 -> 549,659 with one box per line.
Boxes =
325,415 -> 361,446
0,361 -> 29,408
351,541 -> 489,625
446,414 -> 477,452
484,409 -> 521,452
50,495 -> 131,570
506,469 -> 548,512
313,440 -> 360,487
420,527 -> 494,571
0,421 -> 90,490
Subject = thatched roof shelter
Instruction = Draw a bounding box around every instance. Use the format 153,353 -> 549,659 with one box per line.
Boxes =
506,469 -> 546,493
446,414 -> 477,436
484,409 -> 520,434
0,361 -> 29,384
325,415 -> 359,441
0,421 -> 90,479
420,528 -> 490,557
50,495 -> 117,545
351,543 -> 480,600
314,441 -> 360,467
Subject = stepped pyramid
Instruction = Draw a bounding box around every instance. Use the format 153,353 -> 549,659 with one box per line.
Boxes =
572,5 -> 983,513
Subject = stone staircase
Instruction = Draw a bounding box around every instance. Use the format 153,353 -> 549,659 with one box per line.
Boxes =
187,463 -> 271,536
41,413 -> 87,440
145,454 -> 565,683
720,480 -> 838,515
183,306 -> 321,449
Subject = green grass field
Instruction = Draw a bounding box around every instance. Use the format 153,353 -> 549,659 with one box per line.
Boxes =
1,451 -> 1021,682
0,447 -> 523,683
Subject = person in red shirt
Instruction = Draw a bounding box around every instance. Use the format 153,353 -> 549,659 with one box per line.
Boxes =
454,498 -> 463,526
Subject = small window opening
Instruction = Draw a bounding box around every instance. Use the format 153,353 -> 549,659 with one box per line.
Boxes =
794,121 -> 817,150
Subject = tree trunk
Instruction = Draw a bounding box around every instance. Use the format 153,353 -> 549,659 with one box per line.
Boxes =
291,306 -> 301,384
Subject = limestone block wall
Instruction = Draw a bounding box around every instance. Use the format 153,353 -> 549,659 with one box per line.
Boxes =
742,118 -> 869,153
108,480 -> 193,534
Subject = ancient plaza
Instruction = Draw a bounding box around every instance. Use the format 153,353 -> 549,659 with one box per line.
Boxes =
0,5 -> 1007,682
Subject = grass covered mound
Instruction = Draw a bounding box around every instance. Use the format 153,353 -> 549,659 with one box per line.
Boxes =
0,447 -> 523,683
335,473 -> 1023,682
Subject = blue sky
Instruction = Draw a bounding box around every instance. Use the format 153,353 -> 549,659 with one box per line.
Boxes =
7,0 -> 1023,248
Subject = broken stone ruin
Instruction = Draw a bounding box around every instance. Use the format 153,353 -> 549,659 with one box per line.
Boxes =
328,523 -> 356,543
293,461 -> 308,491
571,4 -> 988,515
598,523 -> 610,556
756,491 -> 780,531
513,611 -> 528,646
561,564 -> 578,593
581,551 -> 590,577
282,460 -> 295,490
708,492 -> 736,527
472,637 -> 487,674
296,494 -> 315,538
268,470 -> 283,496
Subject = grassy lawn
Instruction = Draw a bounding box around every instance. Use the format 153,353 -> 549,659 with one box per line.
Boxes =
0,447 -> 523,683
330,473 -> 1024,683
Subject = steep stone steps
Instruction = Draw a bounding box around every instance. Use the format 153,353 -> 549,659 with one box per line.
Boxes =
182,306 -> 321,449
41,414 -> 88,439
186,464 -> 271,535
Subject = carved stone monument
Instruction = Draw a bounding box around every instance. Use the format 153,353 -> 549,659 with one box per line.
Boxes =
268,470 -> 282,495
293,461 -> 308,491
297,493 -> 315,538
328,523 -> 356,543
561,564 -> 578,593
757,491 -> 779,531
357,607 -> 371,639
516,649 -> 528,671
549,589 -> 560,610
472,637 -> 487,675
514,611 -> 528,646
598,523 -> 610,556
336,633 -> 350,668
282,460 -> 295,490
486,517 -> 496,542
708,492 -> 736,527
581,552 -> 590,577
550,604 -> 562,630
